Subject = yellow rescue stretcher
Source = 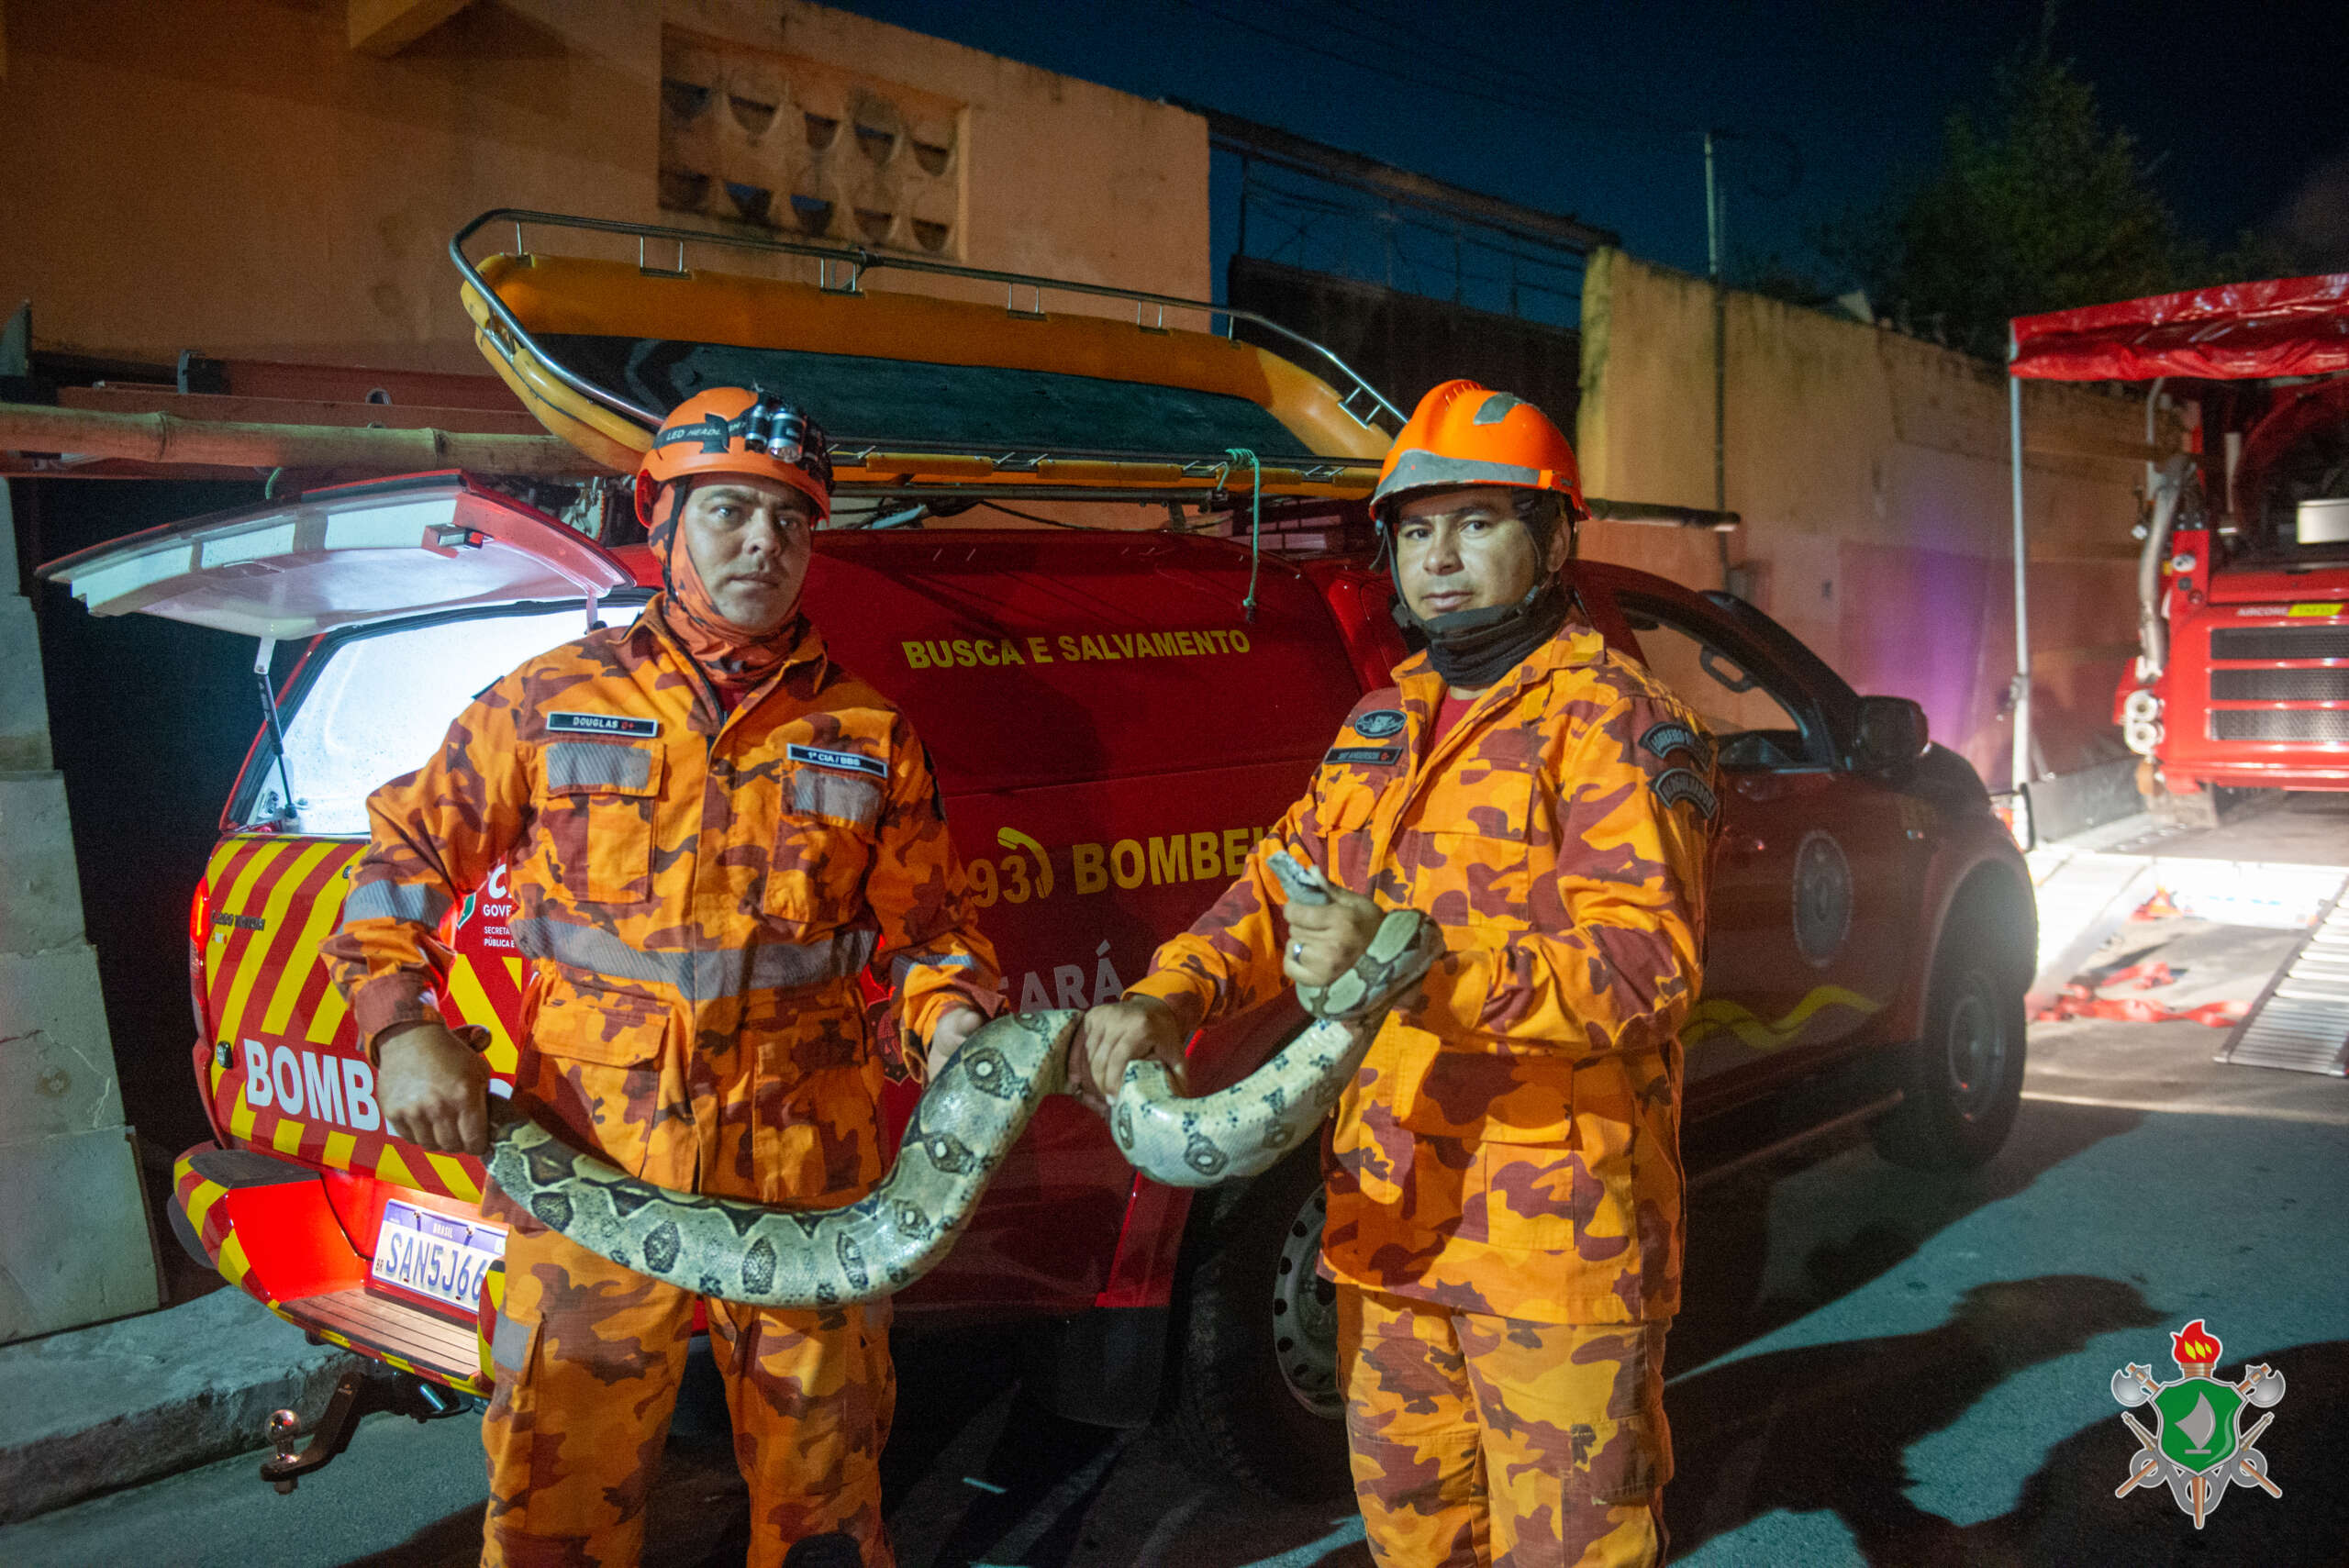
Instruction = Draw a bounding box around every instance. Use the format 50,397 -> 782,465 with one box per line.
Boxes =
452,208 -> 1395,501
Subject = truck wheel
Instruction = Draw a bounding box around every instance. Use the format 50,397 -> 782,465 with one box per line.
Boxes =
1872,910 -> 2026,1171
1166,1142 -> 1353,1500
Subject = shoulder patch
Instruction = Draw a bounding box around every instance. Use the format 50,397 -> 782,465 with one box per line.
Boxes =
545,711 -> 660,740
787,742 -> 889,780
1351,708 -> 1407,740
1652,767 -> 1720,821
1641,719 -> 1714,772
1325,745 -> 1403,767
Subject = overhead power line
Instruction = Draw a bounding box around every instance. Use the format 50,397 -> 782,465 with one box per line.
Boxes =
1174,0 -> 1694,139
1241,0 -> 1805,200
1263,0 -> 1565,105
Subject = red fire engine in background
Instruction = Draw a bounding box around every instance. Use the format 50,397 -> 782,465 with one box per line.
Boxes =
2013,274 -> 2349,826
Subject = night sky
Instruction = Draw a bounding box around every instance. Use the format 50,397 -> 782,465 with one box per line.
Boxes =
830,0 -> 2349,300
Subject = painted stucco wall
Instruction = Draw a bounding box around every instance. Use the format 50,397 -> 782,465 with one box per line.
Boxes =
0,0 -> 1210,372
1575,248 -> 2161,785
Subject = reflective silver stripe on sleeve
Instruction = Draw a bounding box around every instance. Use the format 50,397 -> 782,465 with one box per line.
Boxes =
889,951 -> 980,987
545,740 -> 654,792
491,1312 -> 534,1375
791,770 -> 882,830
340,881 -> 453,929
508,918 -> 876,1000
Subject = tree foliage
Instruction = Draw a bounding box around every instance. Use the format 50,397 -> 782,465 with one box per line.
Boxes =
1829,48 -> 2185,359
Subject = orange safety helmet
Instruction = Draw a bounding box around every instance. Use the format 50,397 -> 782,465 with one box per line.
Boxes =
634,386 -> 834,529
1368,379 -> 1586,522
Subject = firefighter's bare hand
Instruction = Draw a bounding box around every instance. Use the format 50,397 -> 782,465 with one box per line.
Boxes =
925,1005 -> 986,1081
1283,884 -> 1386,989
376,1021 -> 492,1157
1070,995 -> 1186,1114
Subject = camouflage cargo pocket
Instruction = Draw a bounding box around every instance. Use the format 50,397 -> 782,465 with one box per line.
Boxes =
763,764 -> 881,931
540,740 -> 661,904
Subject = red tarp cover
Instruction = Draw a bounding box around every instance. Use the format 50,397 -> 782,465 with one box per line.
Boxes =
2009,273 -> 2349,383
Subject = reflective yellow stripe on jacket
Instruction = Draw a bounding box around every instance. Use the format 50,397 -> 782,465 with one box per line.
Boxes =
322,606 -> 999,1206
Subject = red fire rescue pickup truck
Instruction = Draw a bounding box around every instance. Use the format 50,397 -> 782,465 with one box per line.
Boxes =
40,211 -> 2034,1496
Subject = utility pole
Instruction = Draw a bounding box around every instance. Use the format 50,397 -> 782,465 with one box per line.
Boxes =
1704,131 -> 1731,590
2009,333 -> 2033,792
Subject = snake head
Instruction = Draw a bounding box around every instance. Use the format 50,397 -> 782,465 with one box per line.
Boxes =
1300,909 -> 1445,1021
1267,848 -> 1333,906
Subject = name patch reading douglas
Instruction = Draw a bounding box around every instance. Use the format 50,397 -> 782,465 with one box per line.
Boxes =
787,743 -> 889,780
546,711 -> 661,740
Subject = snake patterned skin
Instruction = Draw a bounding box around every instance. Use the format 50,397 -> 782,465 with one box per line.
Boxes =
484,852 -> 1442,1306
1108,852 -> 1444,1186
483,1010 -> 1080,1309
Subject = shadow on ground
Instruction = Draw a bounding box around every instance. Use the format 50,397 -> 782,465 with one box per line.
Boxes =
1673,1101 -> 2147,1373
1668,1316 -> 2346,1567
1665,1273 -> 2165,1561
1963,1336 -> 2347,1567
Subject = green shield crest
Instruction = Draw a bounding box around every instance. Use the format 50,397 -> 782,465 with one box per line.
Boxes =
2154,1376 -> 2244,1474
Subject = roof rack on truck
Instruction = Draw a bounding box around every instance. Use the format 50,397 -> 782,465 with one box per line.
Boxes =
451,208 -> 1739,532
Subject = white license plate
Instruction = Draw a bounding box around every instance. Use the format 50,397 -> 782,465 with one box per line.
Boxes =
370,1199 -> 506,1315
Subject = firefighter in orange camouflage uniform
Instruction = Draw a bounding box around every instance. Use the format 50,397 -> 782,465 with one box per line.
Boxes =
1078,381 -> 1719,1566
324,387 -> 999,1568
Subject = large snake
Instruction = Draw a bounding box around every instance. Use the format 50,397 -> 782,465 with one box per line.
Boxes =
484,852 -> 1442,1307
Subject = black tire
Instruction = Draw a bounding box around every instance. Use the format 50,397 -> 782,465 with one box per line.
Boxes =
1872,903 -> 2027,1170
1165,1142 -> 1353,1500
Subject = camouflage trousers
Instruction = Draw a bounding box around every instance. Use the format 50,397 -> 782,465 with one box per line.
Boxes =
482,1224 -> 895,1568
1338,1285 -> 1672,1568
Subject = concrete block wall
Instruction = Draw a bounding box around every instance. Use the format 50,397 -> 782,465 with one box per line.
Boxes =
1575,248 -> 2163,786
0,482 -> 161,1341
0,0 -> 1209,373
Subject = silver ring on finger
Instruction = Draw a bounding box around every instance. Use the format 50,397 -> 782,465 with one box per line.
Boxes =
1289,940 -> 1306,961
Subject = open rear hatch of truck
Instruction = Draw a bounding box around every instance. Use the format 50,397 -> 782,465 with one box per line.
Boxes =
40,473 -> 637,1389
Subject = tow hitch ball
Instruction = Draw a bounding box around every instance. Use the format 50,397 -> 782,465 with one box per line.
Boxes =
262,1368 -> 470,1493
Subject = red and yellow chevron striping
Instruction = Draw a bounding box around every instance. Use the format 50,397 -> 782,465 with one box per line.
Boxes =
199,834 -> 518,1207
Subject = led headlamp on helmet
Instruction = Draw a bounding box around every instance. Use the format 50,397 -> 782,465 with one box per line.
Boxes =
634,386 -> 836,533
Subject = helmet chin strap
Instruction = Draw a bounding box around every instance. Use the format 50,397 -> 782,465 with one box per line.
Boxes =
657,483 -> 691,602
1391,572 -> 1573,690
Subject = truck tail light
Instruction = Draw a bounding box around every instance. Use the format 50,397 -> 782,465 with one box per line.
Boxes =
188,877 -> 231,1144
188,879 -> 213,1039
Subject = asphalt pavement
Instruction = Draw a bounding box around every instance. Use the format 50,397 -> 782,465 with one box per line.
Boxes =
6,921 -> 2345,1567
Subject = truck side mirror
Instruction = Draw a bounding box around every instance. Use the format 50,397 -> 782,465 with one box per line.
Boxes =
1850,695 -> 1929,773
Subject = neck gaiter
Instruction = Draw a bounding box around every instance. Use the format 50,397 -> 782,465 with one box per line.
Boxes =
1392,575 -> 1572,689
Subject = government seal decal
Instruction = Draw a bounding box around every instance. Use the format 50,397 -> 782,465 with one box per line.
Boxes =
1791,829 -> 1852,966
